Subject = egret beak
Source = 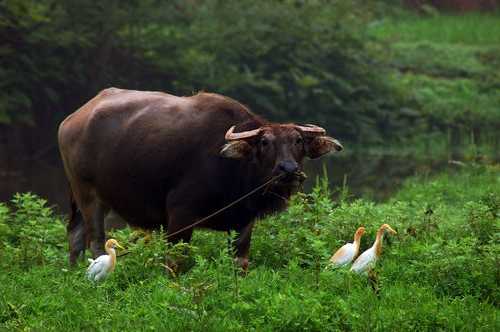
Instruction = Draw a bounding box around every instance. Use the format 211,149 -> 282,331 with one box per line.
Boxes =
387,226 -> 397,235
116,242 -> 125,250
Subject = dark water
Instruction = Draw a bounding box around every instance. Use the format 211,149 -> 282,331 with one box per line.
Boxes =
0,150 -> 455,214
0,152 -> 70,213
303,151 -> 452,200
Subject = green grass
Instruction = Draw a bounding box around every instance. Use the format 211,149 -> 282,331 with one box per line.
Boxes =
395,72 -> 500,121
368,11 -> 500,145
370,13 -> 500,45
1,164 -> 499,331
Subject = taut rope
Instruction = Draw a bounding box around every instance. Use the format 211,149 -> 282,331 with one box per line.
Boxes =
117,173 -> 286,256
165,173 -> 286,239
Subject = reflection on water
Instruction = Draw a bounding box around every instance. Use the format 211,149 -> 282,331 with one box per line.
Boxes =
0,150 -> 459,214
304,152 -> 449,201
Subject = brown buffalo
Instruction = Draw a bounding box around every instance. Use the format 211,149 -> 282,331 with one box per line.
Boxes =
58,88 -> 342,271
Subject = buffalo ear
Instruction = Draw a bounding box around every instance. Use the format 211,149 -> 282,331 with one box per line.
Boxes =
305,136 -> 343,159
220,140 -> 253,159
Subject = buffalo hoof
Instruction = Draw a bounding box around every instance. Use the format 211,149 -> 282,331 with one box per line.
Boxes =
69,250 -> 85,266
164,255 -> 194,277
164,256 -> 179,277
235,257 -> 249,275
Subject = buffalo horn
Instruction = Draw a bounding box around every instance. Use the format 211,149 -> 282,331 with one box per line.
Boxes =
294,124 -> 326,135
225,125 -> 262,141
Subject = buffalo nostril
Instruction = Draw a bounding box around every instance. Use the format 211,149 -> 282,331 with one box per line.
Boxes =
279,161 -> 298,174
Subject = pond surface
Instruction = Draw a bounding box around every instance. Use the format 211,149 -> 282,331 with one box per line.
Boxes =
0,149 -> 466,214
303,151 -> 451,201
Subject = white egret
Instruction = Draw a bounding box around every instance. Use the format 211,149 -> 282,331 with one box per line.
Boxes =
350,224 -> 397,275
329,227 -> 366,268
86,239 -> 124,282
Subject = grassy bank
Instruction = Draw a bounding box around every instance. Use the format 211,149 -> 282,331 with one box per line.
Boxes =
369,12 -> 500,149
370,13 -> 500,45
1,164 -> 498,331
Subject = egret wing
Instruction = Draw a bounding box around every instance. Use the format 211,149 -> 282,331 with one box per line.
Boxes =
351,248 -> 376,274
330,243 -> 355,267
86,255 -> 109,281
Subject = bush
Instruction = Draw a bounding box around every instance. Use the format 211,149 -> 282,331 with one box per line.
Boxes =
0,0 -> 407,144
0,193 -> 66,268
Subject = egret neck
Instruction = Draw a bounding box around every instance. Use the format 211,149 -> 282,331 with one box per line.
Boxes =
105,243 -> 117,272
353,229 -> 364,255
374,224 -> 397,257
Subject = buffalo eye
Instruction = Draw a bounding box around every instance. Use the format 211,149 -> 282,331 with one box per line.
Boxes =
295,137 -> 303,145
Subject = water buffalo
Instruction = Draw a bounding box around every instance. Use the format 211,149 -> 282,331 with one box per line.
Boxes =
58,88 -> 343,271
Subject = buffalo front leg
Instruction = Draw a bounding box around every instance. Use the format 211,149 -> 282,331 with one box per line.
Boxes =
231,222 -> 255,273
165,210 -> 194,276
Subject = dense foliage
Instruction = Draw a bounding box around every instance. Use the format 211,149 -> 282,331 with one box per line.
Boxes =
2,1 -> 499,149
1,0 -> 409,143
1,165 -> 498,330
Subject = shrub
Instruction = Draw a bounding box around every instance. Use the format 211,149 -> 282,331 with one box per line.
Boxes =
0,193 -> 66,267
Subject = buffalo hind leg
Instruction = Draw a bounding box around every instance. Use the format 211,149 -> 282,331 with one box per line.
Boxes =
68,183 -> 108,262
89,201 -> 107,258
68,194 -> 86,265
68,187 -> 97,265
75,197 -> 107,258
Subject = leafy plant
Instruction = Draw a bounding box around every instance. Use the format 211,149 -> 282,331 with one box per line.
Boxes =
1,193 -> 66,267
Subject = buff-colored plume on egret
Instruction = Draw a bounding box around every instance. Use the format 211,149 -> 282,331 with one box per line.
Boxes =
86,239 -> 124,282
329,227 -> 366,268
350,224 -> 397,275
